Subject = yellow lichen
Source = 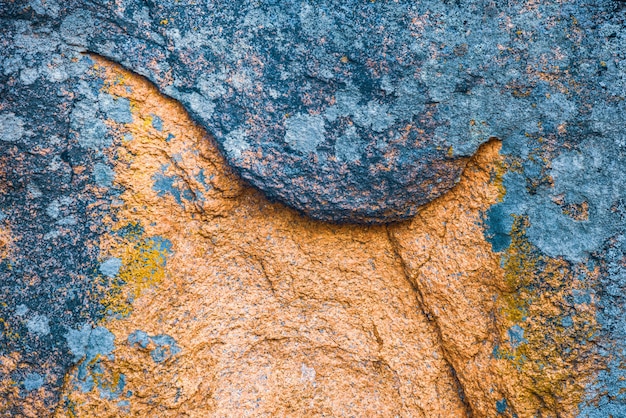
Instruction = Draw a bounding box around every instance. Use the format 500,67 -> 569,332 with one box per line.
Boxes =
501,216 -> 535,323
498,216 -> 598,416
99,226 -> 169,318
0,318 -> 18,341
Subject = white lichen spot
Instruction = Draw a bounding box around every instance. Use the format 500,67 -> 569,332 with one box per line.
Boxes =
70,100 -> 111,149
335,126 -> 364,163
93,162 -> 115,188
28,0 -> 60,18
65,324 -> 92,362
46,196 -> 74,220
284,113 -> 325,154
20,67 -> 39,85
324,87 -> 396,132
300,363 -> 316,383
43,230 -> 61,240
196,73 -> 228,100
230,70 -> 253,93
100,257 -> 122,278
57,215 -> 77,226
0,112 -> 26,142
16,304 -> 29,316
268,88 -> 281,99
98,93 -> 132,124
352,100 -> 395,133
27,314 -> 50,336
185,92 -> 215,119
22,373 -> 44,392
26,183 -> 42,198
223,128 -> 250,160
45,60 -> 69,83
23,373 -> 45,391
46,201 -> 61,219
60,10 -> 95,46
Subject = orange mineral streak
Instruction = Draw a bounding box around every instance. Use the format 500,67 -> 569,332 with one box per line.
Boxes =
0,225 -> 13,261
58,57 -> 515,417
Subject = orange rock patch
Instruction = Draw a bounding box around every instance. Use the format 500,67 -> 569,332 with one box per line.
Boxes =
56,57 -> 593,418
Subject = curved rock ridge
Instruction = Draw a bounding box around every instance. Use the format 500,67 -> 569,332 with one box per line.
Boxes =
52,0 -> 619,222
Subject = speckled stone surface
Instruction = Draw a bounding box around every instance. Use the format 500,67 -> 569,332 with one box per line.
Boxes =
53,0 -> 622,223
1,0 -> 626,417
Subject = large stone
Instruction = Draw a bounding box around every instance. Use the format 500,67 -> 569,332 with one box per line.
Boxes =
2,1 -> 626,417
54,0 -> 620,223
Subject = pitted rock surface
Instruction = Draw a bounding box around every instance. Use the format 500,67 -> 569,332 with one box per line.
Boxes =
52,0 -> 620,222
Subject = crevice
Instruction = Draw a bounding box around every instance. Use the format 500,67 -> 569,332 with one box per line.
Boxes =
256,256 -> 278,299
237,247 -> 278,299
385,225 -> 473,418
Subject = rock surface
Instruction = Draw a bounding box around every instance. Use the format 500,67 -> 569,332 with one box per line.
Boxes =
44,0 -> 625,223
1,1 -> 626,417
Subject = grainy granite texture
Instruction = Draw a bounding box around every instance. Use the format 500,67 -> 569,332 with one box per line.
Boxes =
0,0 -> 625,417
55,0 -> 623,223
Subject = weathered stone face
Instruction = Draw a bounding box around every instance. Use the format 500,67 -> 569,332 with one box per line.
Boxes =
54,0 -> 624,223
2,1 -> 626,417
57,1 -> 485,222
49,1 -> 522,222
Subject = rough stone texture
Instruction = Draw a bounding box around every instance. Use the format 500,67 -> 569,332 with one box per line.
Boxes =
1,1 -> 626,417
52,62 -> 470,416
49,0 -> 622,223
56,61 -> 491,416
